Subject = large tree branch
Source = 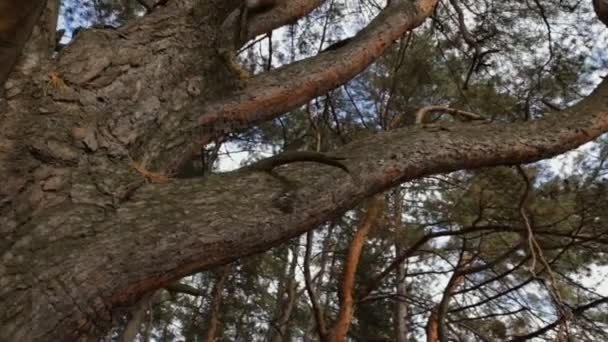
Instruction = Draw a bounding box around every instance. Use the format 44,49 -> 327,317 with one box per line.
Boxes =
9,76 -> 608,341
230,0 -> 328,42
157,0 -> 438,171
11,0 -> 435,175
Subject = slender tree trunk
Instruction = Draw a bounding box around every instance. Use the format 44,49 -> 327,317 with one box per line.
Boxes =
266,246 -> 290,340
266,243 -> 299,342
303,222 -> 336,342
143,308 -> 154,342
425,307 -> 440,342
325,196 -> 385,342
428,252 -> 472,342
391,189 -> 409,342
395,255 -> 409,342
120,291 -> 157,342
205,267 -> 231,342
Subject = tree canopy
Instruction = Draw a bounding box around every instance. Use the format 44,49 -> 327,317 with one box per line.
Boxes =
1,0 -> 608,341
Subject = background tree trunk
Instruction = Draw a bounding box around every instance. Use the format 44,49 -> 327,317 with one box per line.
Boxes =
395,251 -> 409,342
267,243 -> 299,342
120,291 -> 159,342
205,267 -> 230,342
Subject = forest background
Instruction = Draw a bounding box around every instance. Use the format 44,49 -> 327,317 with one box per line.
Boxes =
2,0 -> 608,341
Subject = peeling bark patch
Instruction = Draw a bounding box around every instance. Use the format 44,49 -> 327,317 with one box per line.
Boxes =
29,140 -> 80,164
72,126 -> 98,151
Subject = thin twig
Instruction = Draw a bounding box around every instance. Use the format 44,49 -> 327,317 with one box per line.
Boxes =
516,166 -> 572,337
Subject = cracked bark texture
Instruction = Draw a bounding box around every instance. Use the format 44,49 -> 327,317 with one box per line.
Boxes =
1,0 -> 608,340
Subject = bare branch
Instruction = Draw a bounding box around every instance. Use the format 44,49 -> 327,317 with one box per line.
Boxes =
509,297 -> 608,341
304,230 -> 327,338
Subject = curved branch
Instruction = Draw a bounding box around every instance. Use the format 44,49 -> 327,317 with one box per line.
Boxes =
509,297 -> 608,341
304,230 -> 327,338
326,196 -> 384,341
429,247 -> 472,342
7,65 -> 608,342
359,225 -> 515,300
247,0 -> 329,40
166,0 -> 438,170
218,0 -> 328,59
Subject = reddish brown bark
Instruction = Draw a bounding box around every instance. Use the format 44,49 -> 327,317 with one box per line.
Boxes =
324,196 -> 385,342
427,253 -> 473,342
425,307 -> 439,342
0,1 -> 439,339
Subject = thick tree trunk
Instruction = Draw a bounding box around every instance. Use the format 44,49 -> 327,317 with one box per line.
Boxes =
2,0 -> 608,340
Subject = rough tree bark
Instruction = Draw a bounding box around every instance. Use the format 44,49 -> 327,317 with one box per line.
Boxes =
2,0 -> 608,341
